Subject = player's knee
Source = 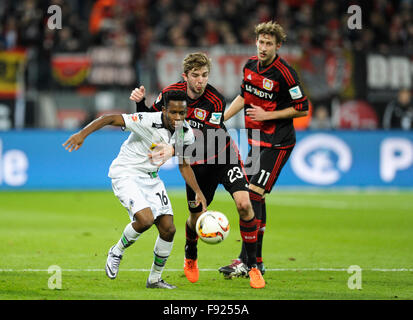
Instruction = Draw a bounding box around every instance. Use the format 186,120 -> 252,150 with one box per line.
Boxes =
133,214 -> 154,232
189,212 -> 202,229
161,225 -> 176,242
236,198 -> 252,219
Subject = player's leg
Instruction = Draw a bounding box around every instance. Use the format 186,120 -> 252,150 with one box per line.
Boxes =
248,147 -> 293,273
184,164 -> 216,283
106,207 -> 154,279
238,194 -> 266,275
218,146 -> 257,271
232,190 -> 265,288
106,176 -> 155,280
232,190 -> 258,267
219,157 -> 265,288
257,194 -> 266,274
146,214 -> 176,289
237,145 -> 260,265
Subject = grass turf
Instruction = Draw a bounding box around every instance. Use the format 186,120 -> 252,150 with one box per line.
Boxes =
0,190 -> 412,300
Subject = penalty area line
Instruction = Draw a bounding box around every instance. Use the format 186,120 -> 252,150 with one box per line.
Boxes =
0,268 -> 412,272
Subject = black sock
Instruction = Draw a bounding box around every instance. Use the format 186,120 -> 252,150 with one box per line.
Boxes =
238,190 -> 263,266
239,216 -> 258,268
184,222 -> 198,259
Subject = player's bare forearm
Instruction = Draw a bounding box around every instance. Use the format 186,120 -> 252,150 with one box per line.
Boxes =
224,95 -> 245,121
179,161 -> 202,194
62,114 -> 125,152
82,114 -> 125,136
247,105 -> 308,121
179,160 -> 207,211
271,107 -> 308,119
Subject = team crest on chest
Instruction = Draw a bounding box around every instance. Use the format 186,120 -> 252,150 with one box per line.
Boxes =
263,78 -> 273,91
194,108 -> 207,120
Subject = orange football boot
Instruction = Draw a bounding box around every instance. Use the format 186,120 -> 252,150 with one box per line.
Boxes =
184,258 -> 199,283
249,267 -> 265,289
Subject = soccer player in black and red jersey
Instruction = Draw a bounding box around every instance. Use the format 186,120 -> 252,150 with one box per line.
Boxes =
219,21 -> 309,278
129,52 -> 265,289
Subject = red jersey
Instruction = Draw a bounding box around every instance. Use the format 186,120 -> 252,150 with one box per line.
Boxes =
137,81 -> 237,165
241,55 -> 309,149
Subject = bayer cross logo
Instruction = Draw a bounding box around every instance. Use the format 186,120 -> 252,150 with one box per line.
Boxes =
291,134 -> 352,185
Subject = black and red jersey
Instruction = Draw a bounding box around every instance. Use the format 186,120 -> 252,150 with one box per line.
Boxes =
240,54 -> 309,149
137,81 -> 236,165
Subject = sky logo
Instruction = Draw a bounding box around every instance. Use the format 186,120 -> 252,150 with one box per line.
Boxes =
291,134 -> 352,185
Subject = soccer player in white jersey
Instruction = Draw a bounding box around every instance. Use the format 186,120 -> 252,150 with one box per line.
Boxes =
63,90 -> 207,289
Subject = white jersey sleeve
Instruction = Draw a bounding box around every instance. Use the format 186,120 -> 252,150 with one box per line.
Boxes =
122,113 -> 147,134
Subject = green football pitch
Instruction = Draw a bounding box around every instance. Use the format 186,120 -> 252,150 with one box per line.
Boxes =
1,190 -> 412,300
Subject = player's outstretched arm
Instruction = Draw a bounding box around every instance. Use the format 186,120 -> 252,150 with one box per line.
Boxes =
178,159 -> 207,212
62,114 -> 125,152
224,95 -> 245,121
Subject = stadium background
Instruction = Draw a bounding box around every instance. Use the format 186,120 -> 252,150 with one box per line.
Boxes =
1,0 -> 413,302
0,0 -> 412,190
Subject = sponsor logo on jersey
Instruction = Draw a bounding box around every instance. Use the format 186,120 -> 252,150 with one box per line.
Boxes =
245,84 -> 274,100
263,78 -> 273,90
194,108 -> 207,120
291,134 -> 352,185
188,119 -> 204,129
210,112 -> 222,124
131,114 -> 142,122
289,86 -> 303,99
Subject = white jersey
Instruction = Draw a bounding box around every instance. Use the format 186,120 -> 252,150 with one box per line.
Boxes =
108,112 -> 194,179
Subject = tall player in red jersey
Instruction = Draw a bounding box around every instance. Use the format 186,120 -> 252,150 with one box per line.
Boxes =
130,53 -> 265,289
219,21 -> 309,278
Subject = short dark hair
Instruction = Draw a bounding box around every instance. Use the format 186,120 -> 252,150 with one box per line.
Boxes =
163,90 -> 188,108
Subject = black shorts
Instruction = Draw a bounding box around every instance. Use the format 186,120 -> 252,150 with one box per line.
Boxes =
186,160 -> 249,213
244,146 -> 293,194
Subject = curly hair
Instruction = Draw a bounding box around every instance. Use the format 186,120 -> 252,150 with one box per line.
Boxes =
255,21 -> 287,44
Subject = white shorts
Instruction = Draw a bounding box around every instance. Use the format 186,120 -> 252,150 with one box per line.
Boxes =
111,175 -> 173,221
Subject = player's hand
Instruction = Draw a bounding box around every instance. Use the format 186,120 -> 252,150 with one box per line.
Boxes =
148,143 -> 174,167
195,192 -> 207,213
129,85 -> 146,103
246,104 -> 267,121
62,132 -> 85,152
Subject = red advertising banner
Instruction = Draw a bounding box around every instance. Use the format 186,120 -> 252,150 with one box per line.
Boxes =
51,46 -> 135,87
51,54 -> 91,86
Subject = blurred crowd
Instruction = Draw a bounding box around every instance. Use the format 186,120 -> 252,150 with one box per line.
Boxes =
1,0 -> 412,55
0,0 -> 412,130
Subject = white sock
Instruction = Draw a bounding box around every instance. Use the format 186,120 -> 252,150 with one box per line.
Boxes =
113,222 -> 140,256
148,236 -> 174,283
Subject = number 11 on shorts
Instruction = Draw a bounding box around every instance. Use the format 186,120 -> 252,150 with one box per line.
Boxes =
257,169 -> 270,186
